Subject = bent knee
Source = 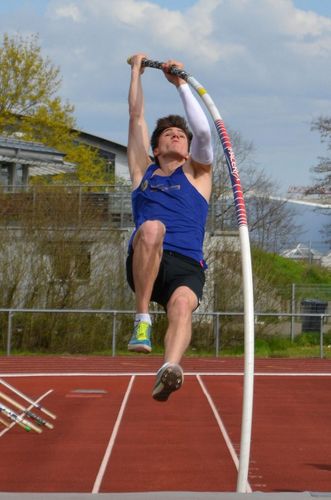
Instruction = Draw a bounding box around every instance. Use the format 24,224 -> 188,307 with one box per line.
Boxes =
134,220 -> 166,248
168,287 -> 197,315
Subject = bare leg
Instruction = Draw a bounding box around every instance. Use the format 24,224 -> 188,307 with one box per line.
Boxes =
132,220 -> 165,313
164,286 -> 198,364
152,286 -> 197,401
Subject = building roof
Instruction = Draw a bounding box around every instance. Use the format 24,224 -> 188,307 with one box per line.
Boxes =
0,129 -> 129,180
281,243 -> 322,260
74,129 -> 127,154
0,135 -> 62,153
0,135 -> 75,176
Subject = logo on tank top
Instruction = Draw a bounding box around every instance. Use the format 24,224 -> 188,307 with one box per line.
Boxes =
150,183 -> 181,192
140,179 -> 149,191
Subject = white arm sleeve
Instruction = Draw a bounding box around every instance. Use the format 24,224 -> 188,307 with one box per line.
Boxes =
177,83 -> 213,165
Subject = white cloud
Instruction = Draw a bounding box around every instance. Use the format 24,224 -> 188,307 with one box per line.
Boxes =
49,0 -> 222,63
52,3 -> 83,23
284,3 -> 331,38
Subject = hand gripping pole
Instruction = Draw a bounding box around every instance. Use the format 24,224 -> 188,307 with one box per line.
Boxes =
129,57 -> 255,493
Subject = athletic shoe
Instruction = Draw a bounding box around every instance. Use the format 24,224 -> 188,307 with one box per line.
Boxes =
152,363 -> 184,402
128,321 -> 152,353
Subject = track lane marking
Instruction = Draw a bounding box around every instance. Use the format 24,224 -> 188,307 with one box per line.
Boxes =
196,374 -> 252,493
91,375 -> 135,494
2,371 -> 331,377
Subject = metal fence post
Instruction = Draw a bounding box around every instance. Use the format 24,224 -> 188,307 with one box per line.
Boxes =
112,312 -> 117,357
320,315 -> 324,359
215,313 -> 220,357
6,310 -> 13,356
291,283 -> 295,341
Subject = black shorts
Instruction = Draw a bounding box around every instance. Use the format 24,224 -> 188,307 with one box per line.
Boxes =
126,249 -> 205,309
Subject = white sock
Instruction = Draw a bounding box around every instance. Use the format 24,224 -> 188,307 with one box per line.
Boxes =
134,313 -> 151,325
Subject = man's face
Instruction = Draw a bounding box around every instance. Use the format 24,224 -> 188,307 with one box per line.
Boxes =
153,127 -> 189,162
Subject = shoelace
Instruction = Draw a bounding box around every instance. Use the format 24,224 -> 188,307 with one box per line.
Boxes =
135,322 -> 150,340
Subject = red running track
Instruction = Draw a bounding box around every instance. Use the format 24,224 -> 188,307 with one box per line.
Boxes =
0,356 -> 331,493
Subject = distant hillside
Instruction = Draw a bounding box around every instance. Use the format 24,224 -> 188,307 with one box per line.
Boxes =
252,247 -> 331,303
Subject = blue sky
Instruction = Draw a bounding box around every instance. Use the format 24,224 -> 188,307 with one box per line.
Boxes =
155,0 -> 331,17
292,0 -> 331,17
0,0 -> 330,198
2,0 -> 331,16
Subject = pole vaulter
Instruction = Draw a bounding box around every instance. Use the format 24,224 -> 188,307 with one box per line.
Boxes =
129,58 -> 255,493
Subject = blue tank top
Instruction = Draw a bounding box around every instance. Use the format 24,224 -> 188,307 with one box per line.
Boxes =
129,164 -> 209,266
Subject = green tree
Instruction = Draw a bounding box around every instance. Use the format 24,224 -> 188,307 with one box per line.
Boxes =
211,128 -> 301,252
0,33 -> 112,184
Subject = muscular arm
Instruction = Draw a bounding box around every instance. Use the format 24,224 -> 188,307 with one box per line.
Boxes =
128,55 -> 151,189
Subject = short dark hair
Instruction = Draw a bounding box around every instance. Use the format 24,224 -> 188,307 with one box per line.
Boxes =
151,114 -> 192,165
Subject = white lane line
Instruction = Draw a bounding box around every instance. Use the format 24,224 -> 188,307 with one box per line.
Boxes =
196,374 -> 252,494
0,389 -> 53,437
91,375 -> 135,494
2,371 -> 331,378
